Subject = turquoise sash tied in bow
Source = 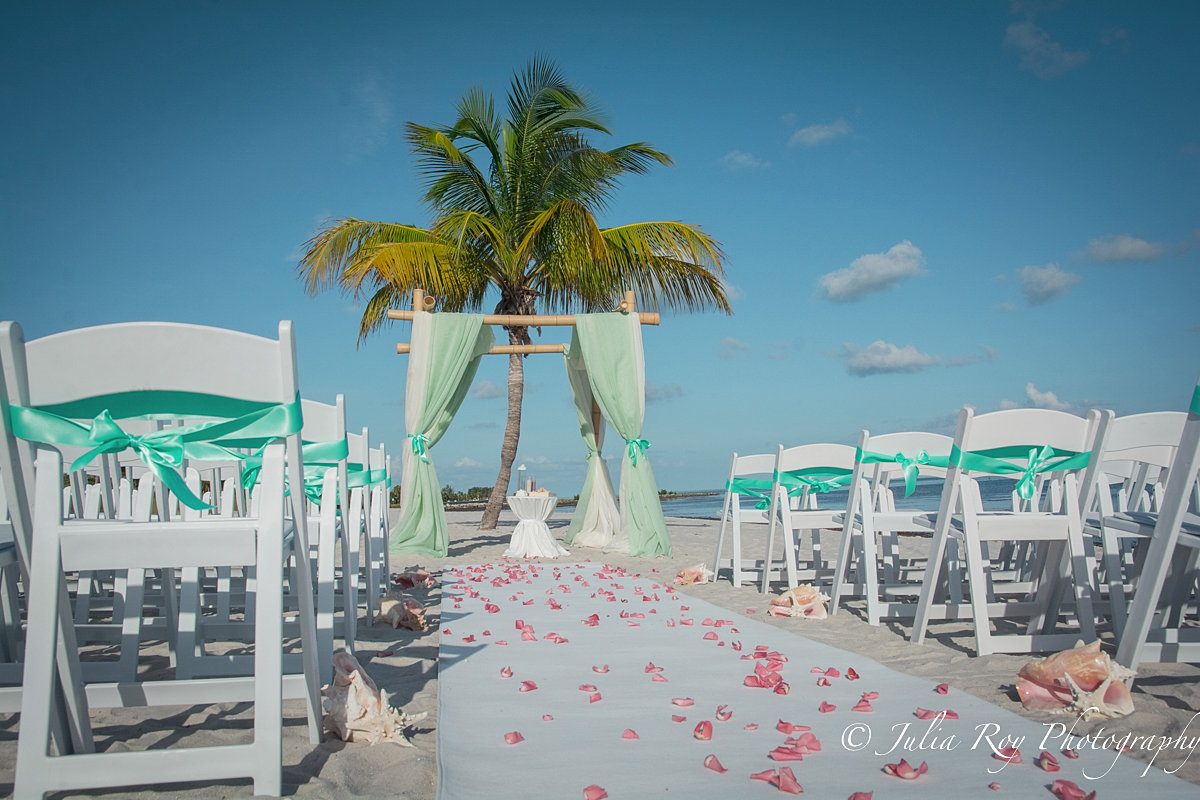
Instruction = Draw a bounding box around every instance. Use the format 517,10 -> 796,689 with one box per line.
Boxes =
347,464 -> 388,488
1191,384 -> 1200,416
239,437 -> 349,492
10,393 -> 303,510
409,433 -> 431,462
949,444 -> 1091,500
856,448 -> 950,496
626,438 -> 650,465
726,477 -> 774,509
774,467 -> 853,495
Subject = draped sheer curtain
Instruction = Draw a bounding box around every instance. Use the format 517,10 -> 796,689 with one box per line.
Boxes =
562,343 -> 620,547
389,311 -> 493,557
572,312 -> 671,557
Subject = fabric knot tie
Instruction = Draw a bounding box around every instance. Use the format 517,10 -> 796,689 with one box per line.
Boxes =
74,411 -> 208,509
626,438 -> 650,465
409,433 -> 431,462
895,450 -> 931,497
1014,446 -> 1052,501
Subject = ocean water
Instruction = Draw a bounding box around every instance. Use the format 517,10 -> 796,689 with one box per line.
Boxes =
658,477 -> 1022,520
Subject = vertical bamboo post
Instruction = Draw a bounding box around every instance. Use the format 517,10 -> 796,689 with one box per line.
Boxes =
412,287 -> 425,312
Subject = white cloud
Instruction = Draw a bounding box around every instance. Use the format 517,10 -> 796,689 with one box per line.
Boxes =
841,340 -> 938,377
818,240 -> 926,302
718,337 -> 750,360
472,379 -> 502,399
789,119 -> 851,147
1025,382 -> 1071,410
998,398 -> 1021,410
342,76 -> 393,161
719,280 -> 745,304
454,457 -> 484,469
1016,263 -> 1081,305
646,382 -> 684,403
720,150 -> 770,170
1004,21 -> 1089,78
1085,234 -> 1165,263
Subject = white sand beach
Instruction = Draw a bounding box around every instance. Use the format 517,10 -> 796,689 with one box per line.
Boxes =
1,509 -> 1197,798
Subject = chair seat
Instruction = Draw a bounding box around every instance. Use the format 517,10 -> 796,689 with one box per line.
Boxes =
946,511 -> 1072,541
1102,510 -> 1200,540
836,511 -> 936,533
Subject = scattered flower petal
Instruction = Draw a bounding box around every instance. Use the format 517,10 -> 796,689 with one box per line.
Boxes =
750,769 -> 778,783
583,785 -> 608,800
589,692 -> 602,704
503,731 -> 525,745
1050,779 -> 1096,800
1061,748 -> 1079,760
579,684 -> 597,692
622,729 -> 639,740
777,766 -> 803,794
914,707 -> 958,720
988,783 -> 1001,791
500,666 -> 512,678
672,714 -> 687,723
703,754 -> 728,773
852,699 -> 872,712
934,683 -> 949,695
819,701 -> 836,713
846,667 -> 860,680
716,704 -> 733,721
993,746 -> 1021,764
592,665 -> 609,674
883,758 -> 928,780
694,720 -> 713,740
1036,751 -> 1060,772
519,681 -> 538,693
672,697 -> 695,707
542,714 -> 554,721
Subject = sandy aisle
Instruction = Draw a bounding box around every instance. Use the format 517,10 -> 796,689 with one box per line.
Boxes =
1,509 -> 1197,798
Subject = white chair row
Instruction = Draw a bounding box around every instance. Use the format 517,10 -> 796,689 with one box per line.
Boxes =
0,320 -> 394,798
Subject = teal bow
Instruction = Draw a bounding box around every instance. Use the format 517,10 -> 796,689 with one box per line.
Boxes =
774,467 -> 853,496
949,444 -> 1091,501
857,448 -> 950,496
626,438 -> 650,465
726,477 -> 774,509
409,433 -> 431,462
10,395 -> 303,511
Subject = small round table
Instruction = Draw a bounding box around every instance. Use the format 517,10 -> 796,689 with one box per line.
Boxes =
504,494 -> 569,558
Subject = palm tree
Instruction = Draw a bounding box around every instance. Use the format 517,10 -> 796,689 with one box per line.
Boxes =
298,58 -> 730,530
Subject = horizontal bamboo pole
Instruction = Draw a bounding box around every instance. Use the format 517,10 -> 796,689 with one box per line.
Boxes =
396,343 -> 566,355
386,309 -> 659,326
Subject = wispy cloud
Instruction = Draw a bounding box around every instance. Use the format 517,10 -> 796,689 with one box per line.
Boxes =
718,336 -> 750,360
767,342 -> 792,361
472,379 -> 503,399
1024,382 -> 1071,410
995,301 -> 1018,313
1085,234 -> 1165,263
342,76 -> 393,161
945,344 -> 998,367
840,340 -> 938,377
646,382 -> 684,403
1004,20 -> 1089,78
1016,263 -> 1081,305
454,457 -> 484,469
818,240 -> 926,302
789,119 -> 851,147
720,150 -> 770,170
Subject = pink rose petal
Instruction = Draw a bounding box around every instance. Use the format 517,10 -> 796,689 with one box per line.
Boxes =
503,730 -> 525,744
519,680 -> 538,693
579,684 -> 597,692
1061,748 -> 1079,759
485,603 -> 500,613
703,753 -> 728,774
852,699 -> 873,712
768,745 -> 805,762
777,766 -> 803,794
672,697 -> 694,707
989,783 -> 1001,791
589,692 -> 602,704
819,701 -> 836,713
1036,751 -> 1060,772
846,667 -> 860,680
583,785 -> 608,800
1050,779 -> 1096,800
817,677 -> 831,687
694,720 -> 713,740
645,662 -> 664,674
849,793 -> 874,800
776,720 -> 811,735
744,723 -> 759,731
592,664 -> 609,673
914,707 -> 958,720
622,729 -> 639,739
993,746 -> 1021,764
715,704 -> 732,721
883,758 -> 929,780
672,714 -> 687,723
825,667 -> 840,678
542,714 -> 554,721
703,631 -> 719,641
934,683 -> 949,695
861,691 -> 879,701
652,673 -> 668,682
773,681 -> 790,695
500,666 -> 512,678
750,769 -> 778,783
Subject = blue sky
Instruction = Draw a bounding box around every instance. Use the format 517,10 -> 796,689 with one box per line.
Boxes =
2,1 -> 1197,494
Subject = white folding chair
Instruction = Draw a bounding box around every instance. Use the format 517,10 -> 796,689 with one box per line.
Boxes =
1,320 -> 322,798
910,407 -> 1103,655
712,451 -> 777,587
829,430 -> 953,625
1080,410 -> 1188,642
762,443 -> 857,594
1113,378 -> 1200,673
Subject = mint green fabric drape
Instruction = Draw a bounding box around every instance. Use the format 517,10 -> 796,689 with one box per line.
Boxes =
562,342 -> 620,546
571,312 -> 671,558
390,312 -> 494,557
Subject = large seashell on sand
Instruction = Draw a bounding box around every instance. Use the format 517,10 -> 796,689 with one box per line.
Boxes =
674,563 -> 714,586
376,591 -> 427,631
392,567 -> 437,590
768,584 -> 830,619
321,650 -> 427,745
1016,640 -> 1135,720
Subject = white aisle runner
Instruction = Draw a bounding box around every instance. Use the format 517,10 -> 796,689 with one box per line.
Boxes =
436,562 -> 1190,799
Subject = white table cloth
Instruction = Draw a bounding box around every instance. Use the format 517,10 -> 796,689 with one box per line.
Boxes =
504,494 -> 568,558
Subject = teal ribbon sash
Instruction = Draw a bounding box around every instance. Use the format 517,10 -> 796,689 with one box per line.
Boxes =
10,393 -> 303,510
856,448 -> 950,496
726,477 -> 774,509
1191,384 -> 1200,416
774,467 -> 853,495
949,444 -> 1091,500
626,438 -> 650,465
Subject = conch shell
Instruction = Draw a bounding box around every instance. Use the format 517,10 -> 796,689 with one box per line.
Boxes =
768,584 -> 830,619
392,568 -> 436,590
321,650 -> 427,744
674,563 -> 714,585
376,591 -> 427,631
1016,640 -> 1135,720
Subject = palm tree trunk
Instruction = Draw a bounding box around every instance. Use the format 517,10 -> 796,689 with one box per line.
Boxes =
480,326 -> 525,529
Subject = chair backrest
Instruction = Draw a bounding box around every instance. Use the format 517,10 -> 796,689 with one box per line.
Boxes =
773,443 -> 857,509
1087,410 -> 1188,515
847,429 -> 954,516
0,320 -> 306,570
723,451 -> 777,519
299,395 -> 348,512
